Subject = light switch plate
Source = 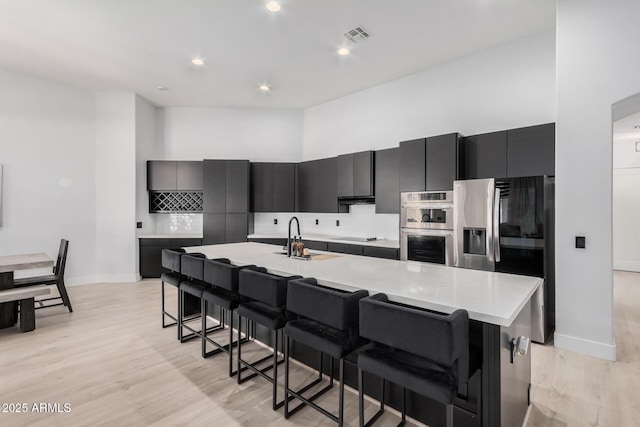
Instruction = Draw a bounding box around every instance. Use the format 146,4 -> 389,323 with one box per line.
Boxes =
575,236 -> 586,249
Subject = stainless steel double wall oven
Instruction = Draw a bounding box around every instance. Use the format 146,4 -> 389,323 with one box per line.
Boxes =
400,191 -> 454,265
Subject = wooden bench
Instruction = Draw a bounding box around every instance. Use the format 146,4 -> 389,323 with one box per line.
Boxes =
0,285 -> 50,332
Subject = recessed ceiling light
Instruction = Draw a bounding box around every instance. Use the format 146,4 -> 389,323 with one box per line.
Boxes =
266,1 -> 281,12
259,84 -> 271,92
337,48 -> 350,56
191,58 -> 204,66
157,86 -> 168,91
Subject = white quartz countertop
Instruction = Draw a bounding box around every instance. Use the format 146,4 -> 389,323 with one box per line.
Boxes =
186,242 -> 541,327
247,233 -> 400,249
139,234 -> 203,239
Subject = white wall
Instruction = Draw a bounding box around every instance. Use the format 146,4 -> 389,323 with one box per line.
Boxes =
555,0 -> 640,361
613,169 -> 640,272
163,107 -> 304,162
135,95 -> 161,237
0,69 -> 97,284
303,30 -> 556,159
95,93 -> 137,282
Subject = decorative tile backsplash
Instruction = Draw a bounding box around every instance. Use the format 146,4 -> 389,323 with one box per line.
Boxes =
154,213 -> 204,234
253,204 -> 399,240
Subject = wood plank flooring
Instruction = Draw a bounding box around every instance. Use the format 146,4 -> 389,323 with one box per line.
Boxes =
0,271 -> 639,426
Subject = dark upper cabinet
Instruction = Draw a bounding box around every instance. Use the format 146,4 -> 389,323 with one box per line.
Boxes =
353,151 -> 374,196
203,160 -> 226,213
297,160 -> 318,213
226,160 -> 250,213
426,133 -> 464,191
338,151 -> 374,197
506,123 -> 555,177
251,162 -> 274,212
465,131 -> 507,179
337,155 -> 354,197
399,138 -> 426,192
148,161 -> 203,191
251,162 -> 295,212
273,163 -> 296,212
317,157 -> 338,213
147,161 -> 177,190
176,161 -> 203,190
375,147 -> 400,214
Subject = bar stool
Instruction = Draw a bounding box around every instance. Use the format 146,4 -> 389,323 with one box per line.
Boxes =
357,293 -> 473,427
201,258 -> 262,377
160,249 -> 186,328
236,268 -> 301,410
284,278 -> 369,426
177,253 -> 221,343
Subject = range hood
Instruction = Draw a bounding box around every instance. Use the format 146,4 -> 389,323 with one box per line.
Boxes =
337,196 -> 375,205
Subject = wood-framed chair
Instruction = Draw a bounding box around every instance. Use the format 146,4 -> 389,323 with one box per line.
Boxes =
14,239 -> 72,312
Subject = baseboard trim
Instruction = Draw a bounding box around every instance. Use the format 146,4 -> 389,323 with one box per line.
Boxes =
554,332 -> 616,361
613,260 -> 640,272
66,274 -> 139,286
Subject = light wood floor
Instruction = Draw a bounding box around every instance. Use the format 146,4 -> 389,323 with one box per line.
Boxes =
0,272 -> 639,427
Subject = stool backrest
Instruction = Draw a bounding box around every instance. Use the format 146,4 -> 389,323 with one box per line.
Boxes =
359,293 -> 469,392
162,249 -> 185,273
239,269 -> 301,308
204,258 -> 238,292
180,253 -> 206,281
287,278 -> 368,331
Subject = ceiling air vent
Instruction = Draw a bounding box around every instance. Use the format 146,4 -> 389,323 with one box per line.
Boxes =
344,26 -> 371,43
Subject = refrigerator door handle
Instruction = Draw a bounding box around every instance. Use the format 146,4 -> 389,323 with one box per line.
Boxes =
494,188 -> 501,263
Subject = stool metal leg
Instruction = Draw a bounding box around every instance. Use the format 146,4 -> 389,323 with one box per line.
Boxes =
272,329 -> 279,410
284,334 -> 291,419
177,289 -> 183,341
399,387 -> 406,426
359,369 -> 386,427
338,357 -> 345,427
445,404 -> 454,427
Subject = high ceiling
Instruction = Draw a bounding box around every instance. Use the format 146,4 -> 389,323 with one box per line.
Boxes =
0,0 -> 555,108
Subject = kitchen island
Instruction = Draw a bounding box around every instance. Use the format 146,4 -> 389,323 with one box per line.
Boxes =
186,242 -> 541,427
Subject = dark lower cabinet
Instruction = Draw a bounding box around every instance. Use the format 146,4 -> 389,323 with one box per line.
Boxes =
327,242 -> 364,256
363,246 -> 400,260
139,238 -> 202,278
304,240 -> 328,251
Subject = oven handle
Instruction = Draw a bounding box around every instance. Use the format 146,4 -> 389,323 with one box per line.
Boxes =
494,188 -> 501,262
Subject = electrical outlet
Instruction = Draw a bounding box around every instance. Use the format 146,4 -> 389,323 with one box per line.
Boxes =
575,236 -> 586,249
273,218 -> 278,225
136,222 -> 142,229
336,220 -> 340,226
315,219 -> 319,225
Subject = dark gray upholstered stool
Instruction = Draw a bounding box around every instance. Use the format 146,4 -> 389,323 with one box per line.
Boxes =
358,294 -> 473,427
177,253 -> 219,343
160,249 -> 186,328
201,259 -> 263,377
236,268 -> 302,411
284,278 -> 369,426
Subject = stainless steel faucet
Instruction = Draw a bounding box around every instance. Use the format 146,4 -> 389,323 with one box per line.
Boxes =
287,216 -> 301,257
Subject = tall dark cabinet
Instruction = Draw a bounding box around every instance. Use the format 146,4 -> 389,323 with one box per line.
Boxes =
203,159 -> 252,244
426,133 -> 464,191
317,157 -> 339,213
399,138 -> 426,192
375,147 -> 399,214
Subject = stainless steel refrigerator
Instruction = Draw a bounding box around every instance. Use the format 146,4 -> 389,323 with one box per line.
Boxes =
453,176 -> 555,343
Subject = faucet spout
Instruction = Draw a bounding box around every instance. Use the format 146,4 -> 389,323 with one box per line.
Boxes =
287,216 -> 301,257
